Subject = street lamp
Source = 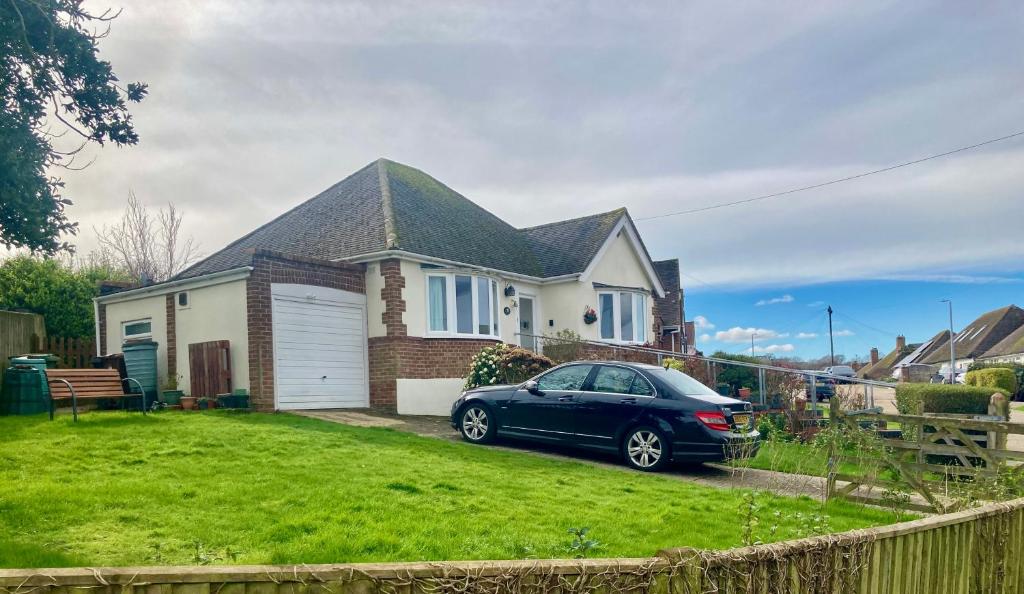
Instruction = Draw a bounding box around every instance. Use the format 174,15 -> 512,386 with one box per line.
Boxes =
940,299 -> 956,383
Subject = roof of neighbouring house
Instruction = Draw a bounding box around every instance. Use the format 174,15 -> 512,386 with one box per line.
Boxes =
919,305 -> 1024,364
652,259 -> 682,328
856,342 -> 923,380
176,159 -> 653,281
982,322 -> 1024,358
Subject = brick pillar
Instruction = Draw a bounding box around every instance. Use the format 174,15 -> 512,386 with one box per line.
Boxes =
380,259 -> 407,337
165,294 -> 177,380
97,303 -> 108,356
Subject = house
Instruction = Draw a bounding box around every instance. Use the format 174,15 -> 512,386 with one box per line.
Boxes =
94,159 -> 686,415
978,321 -> 1024,365
916,305 -> 1024,373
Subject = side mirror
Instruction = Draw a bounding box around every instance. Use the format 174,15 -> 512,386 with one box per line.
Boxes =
524,380 -> 543,396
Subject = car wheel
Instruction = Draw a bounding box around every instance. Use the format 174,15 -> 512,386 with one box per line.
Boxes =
459,403 -> 496,444
622,426 -> 671,472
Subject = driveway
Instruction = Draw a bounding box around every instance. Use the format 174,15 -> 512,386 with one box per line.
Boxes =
293,409 -> 831,500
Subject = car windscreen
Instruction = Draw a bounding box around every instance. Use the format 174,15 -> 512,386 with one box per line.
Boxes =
647,368 -> 720,396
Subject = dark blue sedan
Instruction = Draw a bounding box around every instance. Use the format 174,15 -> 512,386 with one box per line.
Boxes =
450,361 -> 759,471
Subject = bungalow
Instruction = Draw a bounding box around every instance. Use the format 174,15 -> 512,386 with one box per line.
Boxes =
94,159 -> 687,415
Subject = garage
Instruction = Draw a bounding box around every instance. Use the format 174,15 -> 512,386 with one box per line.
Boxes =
270,283 -> 369,410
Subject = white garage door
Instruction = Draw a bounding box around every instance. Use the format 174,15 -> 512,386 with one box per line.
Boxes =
271,283 -> 369,410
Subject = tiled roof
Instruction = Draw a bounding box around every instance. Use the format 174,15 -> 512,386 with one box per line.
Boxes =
175,159 -> 639,281
920,305 -> 1024,364
982,322 -> 1024,358
653,259 -> 682,328
856,343 -> 921,380
520,209 -> 627,277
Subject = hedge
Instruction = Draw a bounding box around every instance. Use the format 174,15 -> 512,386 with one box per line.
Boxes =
894,383 -> 1010,416
965,368 -> 1019,396
967,361 -> 1024,400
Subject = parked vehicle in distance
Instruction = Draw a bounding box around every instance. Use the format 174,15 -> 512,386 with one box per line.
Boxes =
451,361 -> 759,472
824,365 -> 856,378
802,371 -> 835,400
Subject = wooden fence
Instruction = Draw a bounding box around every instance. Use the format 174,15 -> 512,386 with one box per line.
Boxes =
0,310 -> 45,365
1,497 -> 1022,594
42,336 -> 97,369
827,394 -> 1024,514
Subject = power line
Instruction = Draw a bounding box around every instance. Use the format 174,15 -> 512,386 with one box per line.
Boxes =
634,130 -> 1024,222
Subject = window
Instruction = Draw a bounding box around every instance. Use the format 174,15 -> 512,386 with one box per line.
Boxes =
537,365 -> 592,392
591,366 -> 636,394
647,368 -> 718,397
176,291 -> 190,308
596,291 -> 648,343
426,273 -> 501,338
122,319 -> 152,341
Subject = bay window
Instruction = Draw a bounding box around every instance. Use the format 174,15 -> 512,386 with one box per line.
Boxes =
598,291 -> 647,343
426,273 -> 500,338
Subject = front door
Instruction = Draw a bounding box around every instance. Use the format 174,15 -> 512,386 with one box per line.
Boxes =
504,364 -> 593,440
519,296 -> 537,352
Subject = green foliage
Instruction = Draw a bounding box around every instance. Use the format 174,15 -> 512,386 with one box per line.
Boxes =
965,368 -> 1018,396
0,256 -> 122,338
756,414 -> 792,441
1,0 -> 146,254
565,527 -> 601,558
711,351 -> 759,395
0,412 -> 903,567
464,343 -> 554,389
541,329 -> 584,364
967,361 -> 1024,400
894,383 -> 1009,416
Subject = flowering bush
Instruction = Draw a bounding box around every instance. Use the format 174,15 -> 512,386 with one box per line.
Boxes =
464,343 -> 554,390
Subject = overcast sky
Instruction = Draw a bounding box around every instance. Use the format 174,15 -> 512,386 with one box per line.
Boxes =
57,1 -> 1024,357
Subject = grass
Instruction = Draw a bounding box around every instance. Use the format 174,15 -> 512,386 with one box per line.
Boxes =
0,412 -> 903,568
739,439 -> 831,476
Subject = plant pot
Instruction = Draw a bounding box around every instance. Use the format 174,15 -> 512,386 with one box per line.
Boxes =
738,387 -> 752,399
180,396 -> 197,410
218,394 -> 250,409
162,390 -> 184,405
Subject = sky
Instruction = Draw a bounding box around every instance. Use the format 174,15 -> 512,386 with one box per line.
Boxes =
49,1 -> 1024,360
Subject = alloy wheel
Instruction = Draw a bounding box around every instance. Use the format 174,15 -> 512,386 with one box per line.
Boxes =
462,406 -> 489,441
627,430 -> 662,468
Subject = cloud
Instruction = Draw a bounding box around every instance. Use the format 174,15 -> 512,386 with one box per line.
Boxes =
796,332 -> 818,339
753,344 -> 796,354
755,294 -> 795,306
693,315 -> 715,329
713,327 -> 787,343
870,273 -> 1024,285
806,301 -> 827,309
834,329 -> 855,337
699,333 -> 712,342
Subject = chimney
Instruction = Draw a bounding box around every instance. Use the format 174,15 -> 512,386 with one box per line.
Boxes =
896,335 -> 906,351
870,348 -> 879,365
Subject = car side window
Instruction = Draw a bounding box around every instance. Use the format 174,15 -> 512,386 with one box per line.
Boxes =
536,365 -> 593,392
590,366 -> 639,395
629,374 -> 655,396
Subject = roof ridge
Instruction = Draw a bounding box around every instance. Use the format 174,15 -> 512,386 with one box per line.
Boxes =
376,159 -> 398,249
173,160 -> 382,280
518,207 -> 626,232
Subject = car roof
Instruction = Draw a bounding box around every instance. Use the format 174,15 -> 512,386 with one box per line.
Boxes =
558,361 -> 663,370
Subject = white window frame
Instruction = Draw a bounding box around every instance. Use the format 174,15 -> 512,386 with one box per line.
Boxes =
121,318 -> 153,341
425,272 -> 501,339
596,291 -> 648,344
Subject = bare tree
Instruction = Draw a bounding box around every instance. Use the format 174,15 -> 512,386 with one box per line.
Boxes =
94,192 -> 201,282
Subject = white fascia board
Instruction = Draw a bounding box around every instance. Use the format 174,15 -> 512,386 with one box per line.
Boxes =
342,250 -> 579,285
95,267 -> 253,305
579,216 -> 666,298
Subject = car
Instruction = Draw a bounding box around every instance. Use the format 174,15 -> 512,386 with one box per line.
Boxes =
824,365 -> 856,379
802,371 -> 835,400
450,361 -> 759,472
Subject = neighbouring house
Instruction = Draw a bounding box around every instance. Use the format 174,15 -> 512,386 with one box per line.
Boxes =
858,304 -> 1024,381
94,159 -> 688,414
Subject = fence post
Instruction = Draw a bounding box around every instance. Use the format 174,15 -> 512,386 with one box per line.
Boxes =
989,393 -> 1009,451
826,397 -> 841,499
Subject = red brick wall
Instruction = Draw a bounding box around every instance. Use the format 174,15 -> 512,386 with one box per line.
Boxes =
245,250 -> 366,411
379,259 -> 407,337
165,295 -> 177,378
368,336 -> 499,408
97,303 -> 108,355
578,343 -> 660,365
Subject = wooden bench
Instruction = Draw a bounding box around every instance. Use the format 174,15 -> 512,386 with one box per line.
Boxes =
45,369 -> 147,422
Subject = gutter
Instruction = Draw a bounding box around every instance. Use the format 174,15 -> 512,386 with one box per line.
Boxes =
95,266 -> 254,304
342,250 -> 580,284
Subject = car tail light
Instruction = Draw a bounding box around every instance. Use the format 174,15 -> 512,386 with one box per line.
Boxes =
695,411 -> 731,432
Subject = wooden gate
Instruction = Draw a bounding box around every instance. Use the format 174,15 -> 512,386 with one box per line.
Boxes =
188,340 -> 231,397
827,395 -> 1024,513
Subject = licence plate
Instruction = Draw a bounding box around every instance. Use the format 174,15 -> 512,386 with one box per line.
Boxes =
732,414 -> 751,428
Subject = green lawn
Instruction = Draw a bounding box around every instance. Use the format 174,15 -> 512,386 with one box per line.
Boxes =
0,412 -> 902,568
737,439 -> 832,476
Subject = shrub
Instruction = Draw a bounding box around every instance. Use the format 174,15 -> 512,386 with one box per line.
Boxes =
894,383 -> 1010,416
967,361 -> 1024,400
965,368 -> 1019,396
542,329 -> 584,364
464,343 -> 554,390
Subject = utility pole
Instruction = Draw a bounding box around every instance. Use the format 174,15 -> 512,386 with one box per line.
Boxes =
941,299 -> 956,383
751,332 -> 756,357
827,305 -> 835,366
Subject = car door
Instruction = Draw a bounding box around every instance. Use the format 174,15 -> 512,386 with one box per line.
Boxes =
574,365 -> 654,447
504,364 -> 594,440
